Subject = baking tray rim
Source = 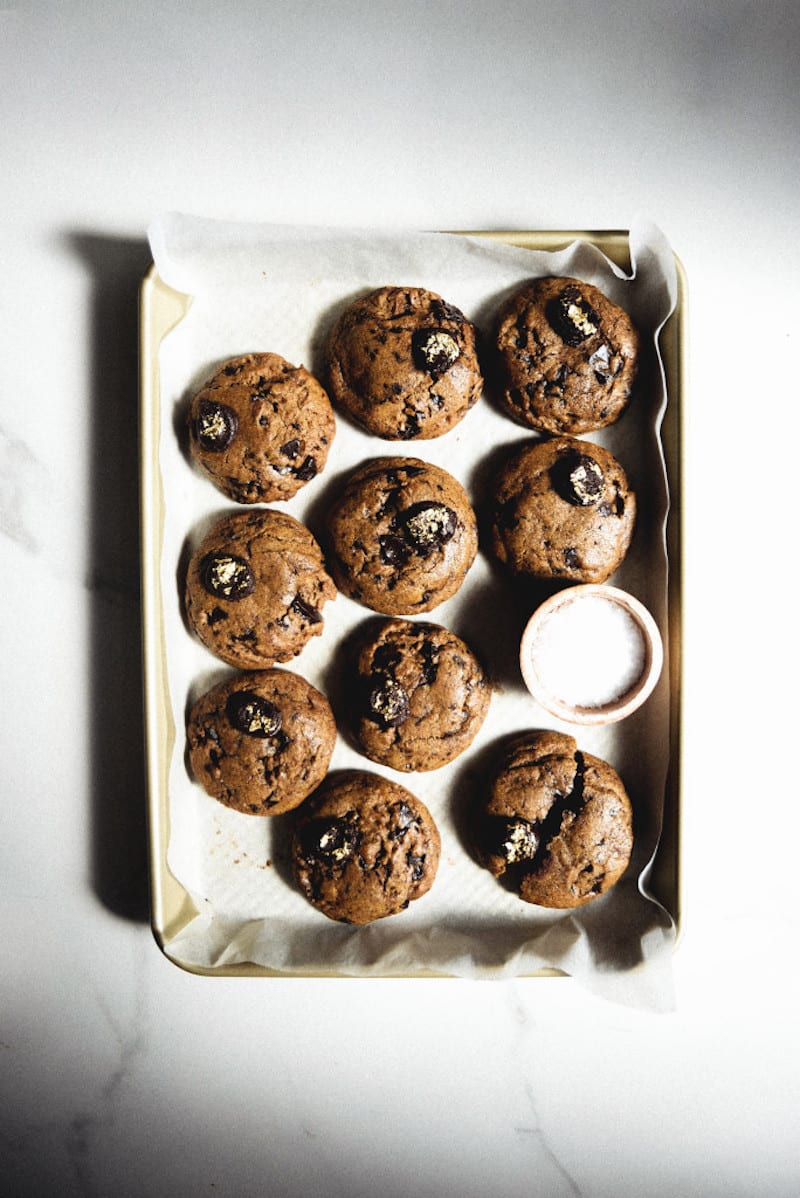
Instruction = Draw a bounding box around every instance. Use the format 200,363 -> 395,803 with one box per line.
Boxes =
138,227 -> 686,979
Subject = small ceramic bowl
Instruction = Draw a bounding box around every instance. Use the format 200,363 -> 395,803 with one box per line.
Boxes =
519,584 -> 664,726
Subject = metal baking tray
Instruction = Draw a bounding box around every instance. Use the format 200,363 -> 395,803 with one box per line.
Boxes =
139,229 -> 685,977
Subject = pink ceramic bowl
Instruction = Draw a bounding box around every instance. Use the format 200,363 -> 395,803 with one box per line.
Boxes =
519,584 -> 664,726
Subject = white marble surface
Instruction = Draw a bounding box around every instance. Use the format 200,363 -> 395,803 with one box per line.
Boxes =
1,3 -> 798,1195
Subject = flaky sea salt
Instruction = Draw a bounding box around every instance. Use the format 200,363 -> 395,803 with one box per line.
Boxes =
531,595 -> 646,708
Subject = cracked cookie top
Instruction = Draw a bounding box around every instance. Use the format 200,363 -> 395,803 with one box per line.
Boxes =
187,352 -> 336,503
347,617 -> 491,772
493,276 -> 640,435
325,285 -> 483,440
186,668 -> 336,815
184,508 -> 336,669
325,456 -> 478,615
291,770 -> 441,924
475,730 -> 633,908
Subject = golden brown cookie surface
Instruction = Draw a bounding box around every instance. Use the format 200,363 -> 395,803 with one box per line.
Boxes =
187,669 -> 336,815
494,276 -> 640,435
326,285 -> 483,440
476,731 -> 633,908
292,771 -> 441,924
347,618 -> 491,772
326,456 -> 478,615
187,352 -> 335,503
184,508 -> 336,669
489,437 -> 636,584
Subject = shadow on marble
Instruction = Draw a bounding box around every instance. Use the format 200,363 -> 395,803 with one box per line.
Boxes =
70,231 -> 154,923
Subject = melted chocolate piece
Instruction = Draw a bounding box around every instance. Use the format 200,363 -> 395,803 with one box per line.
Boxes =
399,412 -> 421,439
300,817 -> 358,865
406,853 -> 427,881
379,534 -> 410,567
371,642 -> 403,674
250,376 -> 273,403
291,595 -> 322,624
431,298 -> 465,324
495,817 -> 539,864
399,501 -> 457,555
225,691 -> 283,738
367,676 -> 410,728
546,285 -> 600,346
588,343 -> 611,382
392,801 -> 418,835
293,455 -> 318,481
195,400 -> 238,451
552,452 -> 605,507
200,553 -> 255,600
412,327 -> 461,377
419,637 -> 439,685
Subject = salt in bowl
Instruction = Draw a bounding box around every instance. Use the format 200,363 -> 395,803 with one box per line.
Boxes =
519,584 -> 664,726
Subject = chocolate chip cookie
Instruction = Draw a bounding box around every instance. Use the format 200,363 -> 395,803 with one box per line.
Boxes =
325,285 -> 483,439
489,437 -> 636,584
493,276 -> 640,435
184,508 -> 336,669
326,456 -> 478,614
187,669 -> 336,815
475,730 -> 633,908
292,770 -> 440,924
187,352 -> 335,503
347,618 -> 491,772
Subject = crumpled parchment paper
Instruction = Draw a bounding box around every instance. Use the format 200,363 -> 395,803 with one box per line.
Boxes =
147,214 -> 679,1009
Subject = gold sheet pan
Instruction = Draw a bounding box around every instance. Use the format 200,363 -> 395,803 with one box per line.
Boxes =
139,230 -> 686,977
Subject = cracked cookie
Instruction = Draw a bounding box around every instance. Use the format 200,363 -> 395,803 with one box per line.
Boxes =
187,352 -> 335,503
493,276 -> 640,435
347,618 -> 491,772
325,456 -> 478,614
325,285 -> 483,439
187,668 -> 336,815
489,437 -> 636,584
184,508 -> 336,669
475,730 -> 633,908
291,770 -> 440,924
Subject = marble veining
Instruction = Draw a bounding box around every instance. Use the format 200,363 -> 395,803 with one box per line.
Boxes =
63,952 -> 149,1197
506,983 -> 585,1197
517,1082 -> 584,1198
0,423 -> 41,555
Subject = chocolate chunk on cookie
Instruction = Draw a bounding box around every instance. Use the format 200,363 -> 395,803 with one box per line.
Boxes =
476,731 -> 633,908
292,770 -> 441,924
187,669 -> 336,815
489,437 -> 636,584
348,618 -> 491,772
326,456 -> 478,614
493,276 -> 640,435
185,508 -> 336,668
187,353 -> 335,503
325,286 -> 483,440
